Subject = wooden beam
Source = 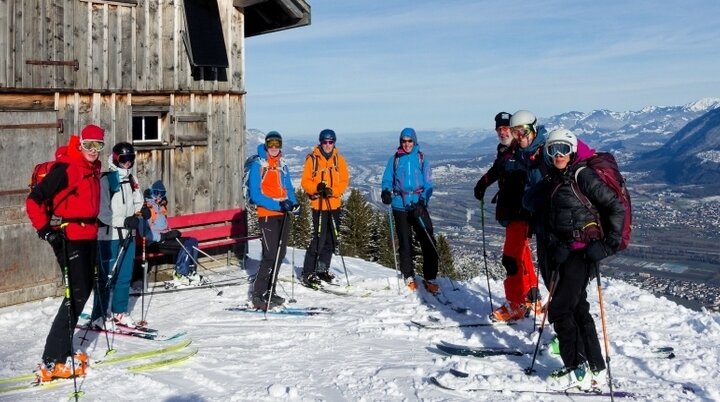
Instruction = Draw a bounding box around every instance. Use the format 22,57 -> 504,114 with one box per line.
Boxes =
234,0 -> 269,8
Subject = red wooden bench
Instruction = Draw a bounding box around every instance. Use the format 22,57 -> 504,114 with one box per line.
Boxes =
136,207 -> 261,270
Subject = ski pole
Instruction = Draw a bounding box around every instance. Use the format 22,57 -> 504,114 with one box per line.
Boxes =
192,245 -> 251,282
60,232 -> 83,401
325,196 -> 349,287
84,263 -> 114,356
387,208 -> 401,294
105,229 -> 133,290
174,237 -> 223,297
289,242 -> 297,303
311,193 -> 324,280
266,212 -> 289,317
141,220 -> 148,324
595,262 -> 615,401
480,199 -> 494,314
525,269 -> 559,375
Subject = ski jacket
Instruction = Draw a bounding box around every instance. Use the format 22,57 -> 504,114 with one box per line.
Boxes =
247,144 -> 297,218
26,135 -> 101,240
544,141 -> 625,250
475,143 -> 531,224
97,155 -> 143,241
143,193 -> 169,244
381,141 -> 433,211
300,146 -> 349,211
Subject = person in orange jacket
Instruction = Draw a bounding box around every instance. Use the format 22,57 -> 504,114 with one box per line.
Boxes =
300,129 -> 350,287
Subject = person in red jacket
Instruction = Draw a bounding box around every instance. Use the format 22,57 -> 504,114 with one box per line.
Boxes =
26,124 -> 104,382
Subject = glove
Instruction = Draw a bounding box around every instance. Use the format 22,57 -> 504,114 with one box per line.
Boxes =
140,206 -> 151,220
474,180 -> 486,200
279,199 -> 295,212
38,225 -> 64,249
316,182 -> 332,197
412,201 -> 427,220
381,190 -> 392,205
160,229 -> 181,242
586,240 -> 614,262
123,216 -> 140,230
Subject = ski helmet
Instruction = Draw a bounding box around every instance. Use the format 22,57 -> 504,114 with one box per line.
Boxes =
509,110 -> 537,132
265,131 -> 282,149
112,142 -> 136,166
318,129 -> 336,143
545,128 -> 578,155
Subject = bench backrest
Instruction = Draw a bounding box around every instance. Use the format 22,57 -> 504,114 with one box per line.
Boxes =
166,208 -> 248,243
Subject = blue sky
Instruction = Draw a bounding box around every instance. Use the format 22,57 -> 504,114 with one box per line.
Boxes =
245,0 -> 720,139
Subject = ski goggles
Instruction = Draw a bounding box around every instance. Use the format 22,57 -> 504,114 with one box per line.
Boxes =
265,139 -> 282,149
546,142 -> 573,157
151,189 -> 166,198
80,140 -> 105,152
117,153 -> 136,164
510,125 -> 535,139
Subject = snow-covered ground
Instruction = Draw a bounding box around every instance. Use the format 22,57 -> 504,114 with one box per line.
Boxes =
1,240 -> 718,401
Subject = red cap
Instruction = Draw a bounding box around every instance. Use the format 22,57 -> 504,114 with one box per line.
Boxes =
80,124 -> 105,142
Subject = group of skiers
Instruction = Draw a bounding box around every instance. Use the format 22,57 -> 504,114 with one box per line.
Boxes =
474,110 -> 625,392
25,125 -> 203,383
25,116 -> 626,393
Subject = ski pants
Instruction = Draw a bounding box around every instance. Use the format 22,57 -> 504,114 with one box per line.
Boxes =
43,239 -> 96,365
92,236 -> 136,321
501,220 -> 539,305
393,207 -> 438,281
254,215 -> 289,297
548,250 -> 606,371
302,209 -> 340,276
150,237 -> 199,276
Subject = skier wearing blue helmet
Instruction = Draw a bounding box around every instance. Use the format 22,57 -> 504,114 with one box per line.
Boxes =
381,128 -> 439,294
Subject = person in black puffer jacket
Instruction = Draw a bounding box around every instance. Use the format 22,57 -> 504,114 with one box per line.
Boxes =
535,129 -> 625,392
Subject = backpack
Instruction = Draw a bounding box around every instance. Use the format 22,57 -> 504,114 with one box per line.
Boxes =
101,171 -> 139,200
29,161 -> 57,190
572,152 -> 632,251
243,154 -> 288,206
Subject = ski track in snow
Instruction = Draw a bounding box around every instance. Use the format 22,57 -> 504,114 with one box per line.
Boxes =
0,239 -> 718,401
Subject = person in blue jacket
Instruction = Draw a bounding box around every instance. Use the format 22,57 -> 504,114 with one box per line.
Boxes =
246,131 -> 299,309
381,128 -> 439,294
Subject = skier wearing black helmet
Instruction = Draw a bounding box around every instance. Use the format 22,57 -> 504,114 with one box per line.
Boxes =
89,142 -> 145,330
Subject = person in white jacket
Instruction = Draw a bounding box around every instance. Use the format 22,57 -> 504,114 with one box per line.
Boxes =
90,142 -> 144,329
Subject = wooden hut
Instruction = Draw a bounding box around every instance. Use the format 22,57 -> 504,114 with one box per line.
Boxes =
0,0 -> 310,308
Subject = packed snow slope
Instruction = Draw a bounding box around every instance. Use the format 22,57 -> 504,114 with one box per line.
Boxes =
0,239 -> 718,401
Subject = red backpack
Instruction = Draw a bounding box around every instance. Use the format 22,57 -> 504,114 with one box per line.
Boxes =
572,152 -> 632,251
29,146 -> 68,190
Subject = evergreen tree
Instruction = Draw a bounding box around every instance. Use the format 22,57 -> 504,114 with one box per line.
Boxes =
339,188 -> 374,259
290,188 -> 312,249
375,209 -> 397,269
436,234 -> 458,279
246,205 -> 259,237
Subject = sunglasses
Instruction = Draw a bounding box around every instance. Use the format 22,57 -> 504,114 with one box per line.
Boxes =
546,142 -> 573,157
510,125 -> 535,139
401,138 -> 414,144
265,139 -> 282,149
321,140 -> 335,145
81,140 -> 105,152
117,154 -> 136,164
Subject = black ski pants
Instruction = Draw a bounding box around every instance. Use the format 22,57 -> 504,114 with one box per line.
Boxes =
548,250 -> 606,371
254,214 -> 289,297
43,239 -> 96,364
392,207 -> 438,281
302,209 -> 340,276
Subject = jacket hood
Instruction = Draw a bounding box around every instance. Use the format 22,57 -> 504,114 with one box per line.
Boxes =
399,127 -> 418,146
572,139 -> 595,165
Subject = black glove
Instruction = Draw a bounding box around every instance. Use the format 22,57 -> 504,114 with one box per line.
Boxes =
140,206 -> 151,220
279,199 -> 295,212
38,225 -> 64,249
474,180 -> 486,201
381,190 -> 392,205
586,240 -> 614,262
316,182 -> 332,197
123,216 -> 140,230
160,229 -> 181,242
412,201 -> 427,220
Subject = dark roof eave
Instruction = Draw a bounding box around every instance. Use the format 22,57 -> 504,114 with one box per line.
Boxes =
235,0 -> 311,38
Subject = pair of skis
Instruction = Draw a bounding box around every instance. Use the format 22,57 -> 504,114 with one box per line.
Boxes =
225,305 -> 333,317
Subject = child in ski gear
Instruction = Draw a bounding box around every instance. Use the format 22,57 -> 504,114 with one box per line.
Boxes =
475,112 -> 541,322
90,142 -> 144,329
529,129 -> 624,391
246,131 -> 298,309
381,128 -> 439,294
25,124 -> 104,381
300,129 -> 350,287
142,180 -> 201,286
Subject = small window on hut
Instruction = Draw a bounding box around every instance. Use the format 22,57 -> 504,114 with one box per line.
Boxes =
132,114 -> 162,144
